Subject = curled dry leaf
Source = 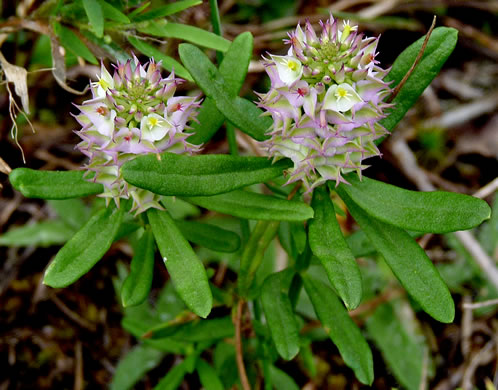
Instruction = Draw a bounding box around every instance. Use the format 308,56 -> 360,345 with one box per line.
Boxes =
0,50 -> 30,113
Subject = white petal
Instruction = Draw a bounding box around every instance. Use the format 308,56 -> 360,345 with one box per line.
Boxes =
322,84 -> 339,112
271,55 -> 303,86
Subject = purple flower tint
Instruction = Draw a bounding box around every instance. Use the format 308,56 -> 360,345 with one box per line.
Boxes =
75,57 -> 201,214
258,15 -> 392,191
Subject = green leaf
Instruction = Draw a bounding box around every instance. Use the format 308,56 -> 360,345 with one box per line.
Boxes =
126,36 -> 192,81
98,0 -> 130,23
9,168 -> 103,199
218,32 -> 253,94
239,221 -> 280,297
185,190 -> 314,221
82,0 -> 104,37
43,206 -> 124,287
139,22 -> 230,52
302,274 -> 374,385
110,344 -> 164,390
309,187 -> 362,310
381,27 -> 458,132
53,22 -> 98,64
366,303 -> 430,390
161,196 -> 201,220
188,98 -> 224,145
122,152 -> 290,197
175,220 -> 241,253
47,199 -> 90,230
189,32 -> 253,145
197,359 -> 224,390
0,221 -> 75,247
132,0 -> 202,22
337,188 -> 455,323
338,175 -> 491,233
153,356 -> 192,390
261,271 -> 300,360
82,30 -> 130,63
269,366 -> 300,390
121,229 -> 156,307
161,316 -> 234,342
147,209 -> 212,318
178,43 -> 271,141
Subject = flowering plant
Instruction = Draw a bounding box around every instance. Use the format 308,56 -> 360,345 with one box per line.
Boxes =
258,16 -> 391,190
4,10 -> 493,389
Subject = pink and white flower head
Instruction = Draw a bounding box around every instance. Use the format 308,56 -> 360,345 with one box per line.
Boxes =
74,57 -> 201,214
257,15 -> 392,191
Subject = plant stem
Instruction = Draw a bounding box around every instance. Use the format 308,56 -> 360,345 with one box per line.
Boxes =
208,0 -> 224,65
235,299 -> 251,390
226,122 -> 239,155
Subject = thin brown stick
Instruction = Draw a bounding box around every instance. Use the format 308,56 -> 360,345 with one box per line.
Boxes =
51,295 -> 97,332
387,15 -> 437,103
287,182 -> 302,200
74,341 -> 83,390
235,300 -> 251,390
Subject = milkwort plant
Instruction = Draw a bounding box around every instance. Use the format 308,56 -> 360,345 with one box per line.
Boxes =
4,7 -> 493,389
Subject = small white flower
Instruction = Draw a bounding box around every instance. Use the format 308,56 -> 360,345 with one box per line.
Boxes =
140,113 -> 172,142
92,63 -> 114,99
323,83 -> 362,112
271,55 -> 303,86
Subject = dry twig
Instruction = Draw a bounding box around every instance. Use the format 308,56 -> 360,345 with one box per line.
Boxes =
234,300 -> 251,390
387,16 -> 437,103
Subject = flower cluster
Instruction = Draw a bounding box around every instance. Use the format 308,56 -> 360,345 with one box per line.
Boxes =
257,15 -> 392,191
74,57 -> 201,214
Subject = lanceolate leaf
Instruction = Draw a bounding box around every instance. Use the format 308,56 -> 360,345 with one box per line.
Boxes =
189,32 -> 254,145
179,43 -> 271,141
309,187 -> 362,310
121,228 -> 156,307
380,27 -> 458,133
10,168 -> 103,199
218,32 -> 253,95
153,357 -> 192,390
261,271 -> 300,360
147,209 -> 212,318
132,0 -> 202,22
139,22 -> 231,52
337,188 -> 455,323
127,36 -> 192,81
0,221 -> 75,247
175,220 -> 241,253
122,153 -> 291,197
338,175 -> 491,233
53,22 -> 98,64
111,345 -> 164,390
185,190 -> 314,221
197,359 -> 224,390
269,366 -> 300,390
82,0 -> 104,37
366,303 -> 429,390
98,0 -> 130,23
43,206 -> 124,287
302,274 -> 374,385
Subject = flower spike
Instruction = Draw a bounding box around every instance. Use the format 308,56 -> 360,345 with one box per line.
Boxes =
257,15 -> 391,191
75,58 -> 201,214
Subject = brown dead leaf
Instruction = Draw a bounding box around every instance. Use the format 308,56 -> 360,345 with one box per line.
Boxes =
0,50 -> 29,113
